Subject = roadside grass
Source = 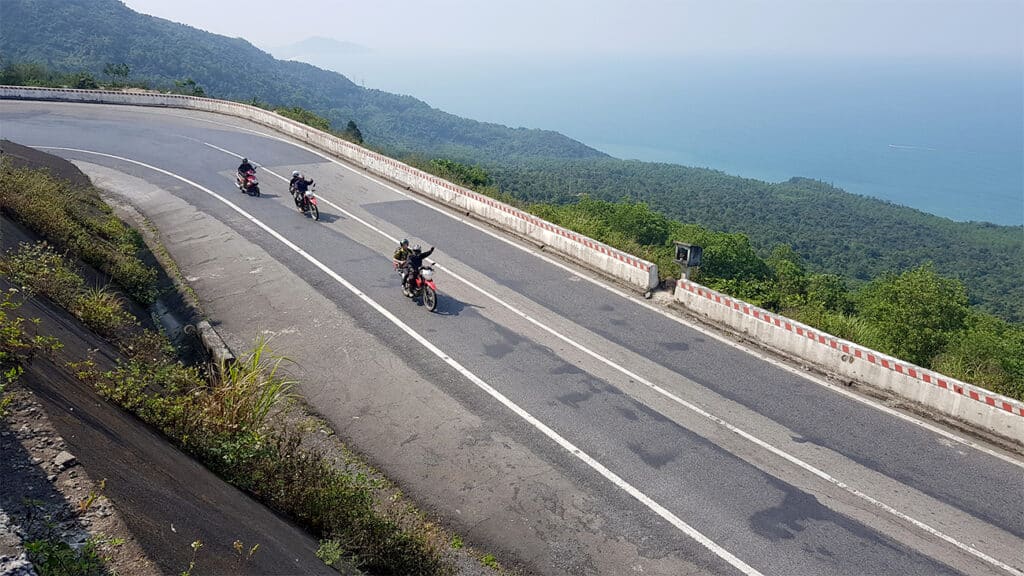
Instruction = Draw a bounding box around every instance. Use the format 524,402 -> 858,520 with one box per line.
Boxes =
24,538 -> 106,576
0,158 -> 157,304
19,497 -> 109,576
1,167 -> 457,573
0,287 -> 63,418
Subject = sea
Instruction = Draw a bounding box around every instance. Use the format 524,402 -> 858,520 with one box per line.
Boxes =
286,51 -> 1024,226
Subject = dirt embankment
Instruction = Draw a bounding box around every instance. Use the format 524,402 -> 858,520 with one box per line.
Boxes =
1,141 -> 332,575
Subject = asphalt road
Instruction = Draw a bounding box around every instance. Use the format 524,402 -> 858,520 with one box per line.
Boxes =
2,100 -> 1021,576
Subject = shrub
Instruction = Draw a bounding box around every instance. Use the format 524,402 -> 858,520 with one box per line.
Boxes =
0,162 -> 158,304
73,286 -> 136,339
0,243 -> 84,307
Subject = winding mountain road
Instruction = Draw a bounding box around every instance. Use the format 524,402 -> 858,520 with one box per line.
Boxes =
2,100 -> 1021,576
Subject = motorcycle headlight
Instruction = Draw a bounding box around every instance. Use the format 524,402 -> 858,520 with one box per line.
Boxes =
420,269 -> 433,281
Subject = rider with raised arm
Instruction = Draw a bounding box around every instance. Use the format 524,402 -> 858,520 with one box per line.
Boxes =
402,244 -> 434,296
292,172 -> 314,209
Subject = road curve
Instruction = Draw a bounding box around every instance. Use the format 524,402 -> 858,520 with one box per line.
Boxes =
2,100 -> 1021,576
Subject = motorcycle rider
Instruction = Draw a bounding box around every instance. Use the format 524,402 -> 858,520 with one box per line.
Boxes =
288,170 -> 301,192
402,244 -> 434,296
237,157 -> 255,189
292,173 -> 314,209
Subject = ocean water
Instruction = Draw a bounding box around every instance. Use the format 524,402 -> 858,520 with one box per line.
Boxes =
300,52 -> 1024,226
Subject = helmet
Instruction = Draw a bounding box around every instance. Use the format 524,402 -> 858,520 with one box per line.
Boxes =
400,238 -> 409,246
292,170 -> 300,178
241,157 -> 248,163
412,244 -> 422,254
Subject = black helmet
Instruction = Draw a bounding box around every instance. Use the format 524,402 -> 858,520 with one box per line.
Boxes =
241,157 -> 248,163
412,244 -> 421,254
400,238 -> 409,246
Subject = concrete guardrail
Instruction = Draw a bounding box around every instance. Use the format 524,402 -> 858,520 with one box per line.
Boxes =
0,86 -> 659,293
675,279 -> 1024,442
4,85 -> 1020,443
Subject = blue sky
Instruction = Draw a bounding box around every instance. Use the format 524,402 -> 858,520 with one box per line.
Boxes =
122,0 -> 1022,59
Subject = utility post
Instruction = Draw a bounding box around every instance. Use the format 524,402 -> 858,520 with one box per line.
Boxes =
674,241 -> 703,281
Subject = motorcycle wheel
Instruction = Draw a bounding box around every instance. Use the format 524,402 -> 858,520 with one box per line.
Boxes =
310,203 -> 320,221
422,286 -> 437,312
252,185 -> 261,197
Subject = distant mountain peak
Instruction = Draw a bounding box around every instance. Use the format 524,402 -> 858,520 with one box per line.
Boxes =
271,36 -> 372,60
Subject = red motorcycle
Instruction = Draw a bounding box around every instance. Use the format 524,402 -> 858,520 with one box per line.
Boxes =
394,260 -> 438,312
236,169 -> 261,197
292,183 -> 319,220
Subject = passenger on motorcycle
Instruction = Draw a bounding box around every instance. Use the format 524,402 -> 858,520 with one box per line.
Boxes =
393,238 -> 412,264
402,244 -> 434,295
289,170 -> 301,192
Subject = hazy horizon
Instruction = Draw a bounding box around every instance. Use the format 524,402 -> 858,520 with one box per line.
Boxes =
116,0 -> 1023,225
122,0 -> 1022,60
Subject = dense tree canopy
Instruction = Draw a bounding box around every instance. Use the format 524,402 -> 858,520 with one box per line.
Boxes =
1,0 -> 1020,324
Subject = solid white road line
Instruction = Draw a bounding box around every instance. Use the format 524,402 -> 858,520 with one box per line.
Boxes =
180,113 -> 1024,471
41,146 -> 764,576
206,145 -> 1024,576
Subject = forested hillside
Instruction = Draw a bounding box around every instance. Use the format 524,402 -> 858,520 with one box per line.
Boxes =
0,0 -> 604,163
1,0 -> 1020,322
486,159 -> 1023,320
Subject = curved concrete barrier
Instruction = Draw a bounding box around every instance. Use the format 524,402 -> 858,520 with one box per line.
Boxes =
4,85 -> 1019,443
0,86 -> 659,292
675,279 -> 1024,443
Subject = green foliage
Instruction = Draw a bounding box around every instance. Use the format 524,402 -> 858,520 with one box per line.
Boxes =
0,161 -> 158,304
3,0 -> 1018,322
855,264 -> 970,366
788,306 -> 886,348
316,539 -> 345,566
70,72 -> 99,89
0,243 -> 85,308
25,537 -> 105,576
428,159 -> 492,189
806,273 -> 853,314
173,77 -> 205,96
766,245 -> 808,308
73,286 -> 136,339
76,337 -> 452,574
102,62 -> 130,84
0,61 -> 59,86
276,106 -> 331,132
343,120 -> 364,144
0,288 -> 62,417
1,243 -> 141,343
932,313 -> 1024,400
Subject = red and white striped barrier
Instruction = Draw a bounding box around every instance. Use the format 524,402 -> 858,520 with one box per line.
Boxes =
675,279 -> 1024,442
5,86 -> 1017,442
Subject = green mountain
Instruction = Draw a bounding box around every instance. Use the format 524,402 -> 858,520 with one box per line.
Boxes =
0,0 -> 605,162
1,0 -> 1021,322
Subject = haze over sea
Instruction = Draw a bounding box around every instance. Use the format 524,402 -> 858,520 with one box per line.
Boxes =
283,50 -> 1023,226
